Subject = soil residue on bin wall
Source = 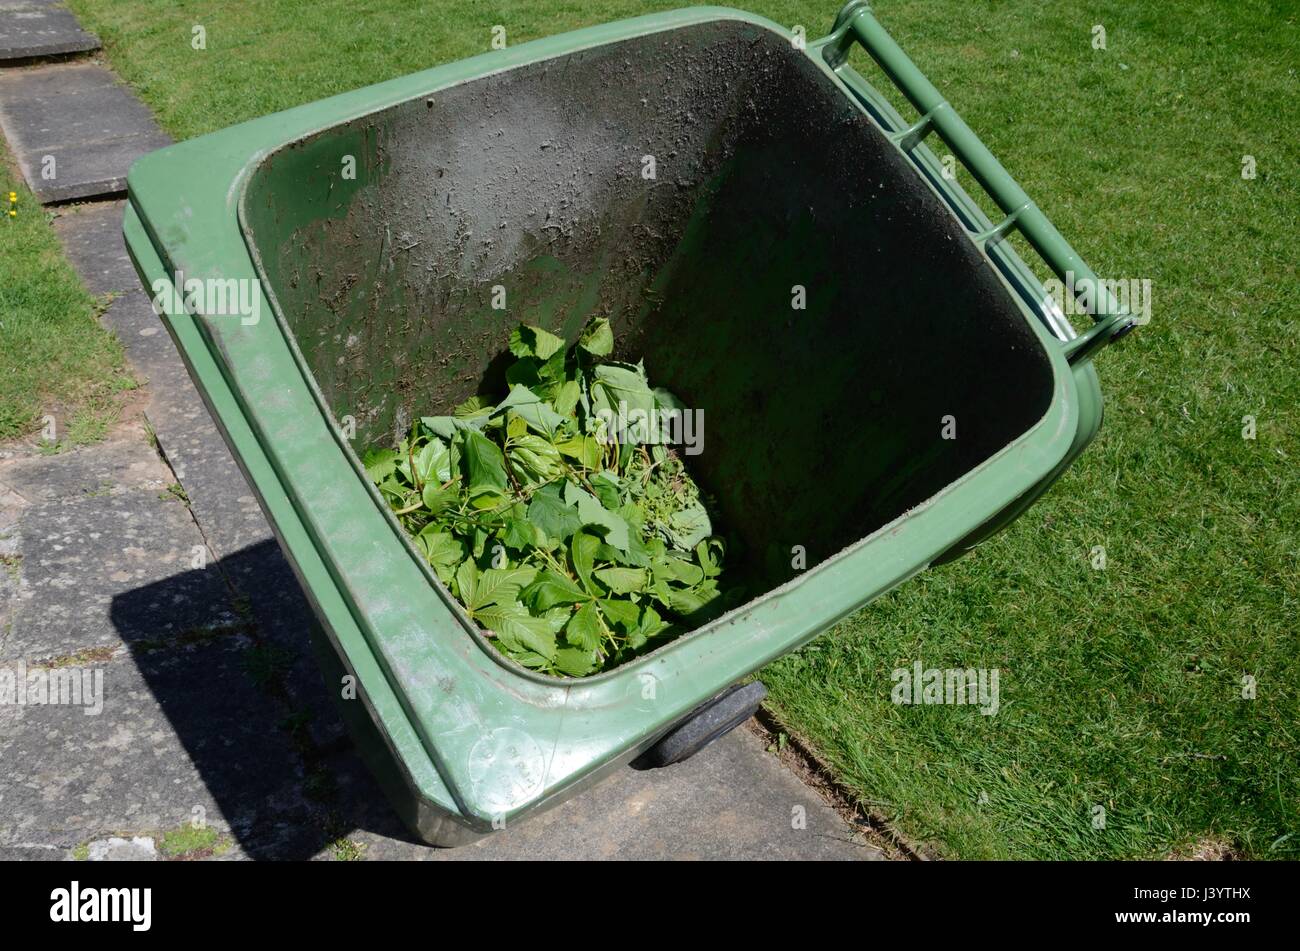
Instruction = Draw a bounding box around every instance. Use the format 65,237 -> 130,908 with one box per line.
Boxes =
253,22 -> 785,449
242,19 -> 1052,572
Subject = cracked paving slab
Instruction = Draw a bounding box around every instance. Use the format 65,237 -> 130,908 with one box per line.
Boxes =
53,202 -> 275,561
0,432 -> 353,862
0,424 -> 234,661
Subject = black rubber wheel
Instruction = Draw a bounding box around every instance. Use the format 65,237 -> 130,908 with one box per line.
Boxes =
632,681 -> 767,769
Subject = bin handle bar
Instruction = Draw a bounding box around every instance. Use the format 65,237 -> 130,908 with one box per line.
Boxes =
822,1 -> 1137,364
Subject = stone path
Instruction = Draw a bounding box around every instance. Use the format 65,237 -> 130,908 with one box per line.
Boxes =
0,62 -> 171,201
0,6 -> 887,861
0,1 -> 99,62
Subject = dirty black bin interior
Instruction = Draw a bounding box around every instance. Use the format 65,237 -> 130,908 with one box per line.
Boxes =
241,18 -> 1054,596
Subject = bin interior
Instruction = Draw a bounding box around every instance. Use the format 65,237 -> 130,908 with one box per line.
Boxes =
241,18 -> 1053,593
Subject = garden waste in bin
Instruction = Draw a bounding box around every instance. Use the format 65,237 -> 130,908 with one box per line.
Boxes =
124,3 -> 1138,845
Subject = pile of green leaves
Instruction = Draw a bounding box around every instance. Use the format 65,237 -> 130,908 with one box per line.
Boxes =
364,319 -> 741,677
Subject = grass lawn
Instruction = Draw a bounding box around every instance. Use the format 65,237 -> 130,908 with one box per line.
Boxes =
0,146 -> 135,446
68,0 -> 1297,858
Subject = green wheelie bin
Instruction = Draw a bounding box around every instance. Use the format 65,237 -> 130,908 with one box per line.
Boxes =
124,3 -> 1138,845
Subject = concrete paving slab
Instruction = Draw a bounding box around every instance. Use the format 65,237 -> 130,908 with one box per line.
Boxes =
0,418 -> 168,505
53,202 -> 277,562
325,726 -> 881,860
50,198 -> 133,296
0,486 -> 234,661
146,410 -> 273,559
214,538 -> 348,751
52,205 -> 194,396
0,1 -> 100,61
0,62 -> 170,201
0,638 -> 308,855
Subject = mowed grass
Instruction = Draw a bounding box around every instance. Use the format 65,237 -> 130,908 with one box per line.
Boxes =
0,147 -> 135,445
67,0 -> 1298,858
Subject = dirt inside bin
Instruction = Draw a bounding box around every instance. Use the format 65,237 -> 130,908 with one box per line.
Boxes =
241,18 -> 1053,593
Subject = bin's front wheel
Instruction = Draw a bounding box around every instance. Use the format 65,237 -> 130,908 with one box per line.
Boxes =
633,681 -> 768,769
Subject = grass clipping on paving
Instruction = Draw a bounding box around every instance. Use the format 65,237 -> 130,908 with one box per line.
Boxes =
365,319 -> 739,677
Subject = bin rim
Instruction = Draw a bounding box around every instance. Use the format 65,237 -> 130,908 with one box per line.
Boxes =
125,5 -> 1083,825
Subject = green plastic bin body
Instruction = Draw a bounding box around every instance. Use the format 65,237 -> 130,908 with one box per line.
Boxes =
124,4 -> 1133,845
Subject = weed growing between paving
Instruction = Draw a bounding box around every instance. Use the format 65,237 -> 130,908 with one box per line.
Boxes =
366,319 -> 740,677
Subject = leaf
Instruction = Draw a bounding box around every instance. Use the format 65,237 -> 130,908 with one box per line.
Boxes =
377,474 -> 405,503
421,482 -> 456,515
414,438 -> 451,484
666,581 -> 724,620
505,356 -> 541,389
616,529 -> 653,568
475,602 -> 557,660
505,413 -> 529,440
595,533 -> 650,568
554,647 -> 599,677
695,538 -> 724,578
653,552 -> 705,588
578,317 -> 614,356
589,362 -> 655,419
521,569 -> 591,611
505,649 -> 553,670
594,566 -> 648,595
420,416 -> 457,440
494,384 -> 566,436
570,531 -> 600,592
638,604 -> 670,640
509,434 -> 563,483
423,414 -> 489,443
555,434 -> 602,470
666,498 -> 712,550
535,348 -> 568,384
467,567 -> 538,612
564,601 -> 604,651
653,387 -> 687,412
526,482 -> 583,543
510,324 -> 565,361
455,559 -> 479,605
461,429 -> 508,496
363,447 -> 400,483
417,529 -> 464,583
552,379 -> 581,417
625,603 -> 669,649
577,492 -> 630,550
591,471 -> 621,510
502,516 -> 543,551
468,488 -> 509,510
454,395 -> 493,418
598,598 -> 642,632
